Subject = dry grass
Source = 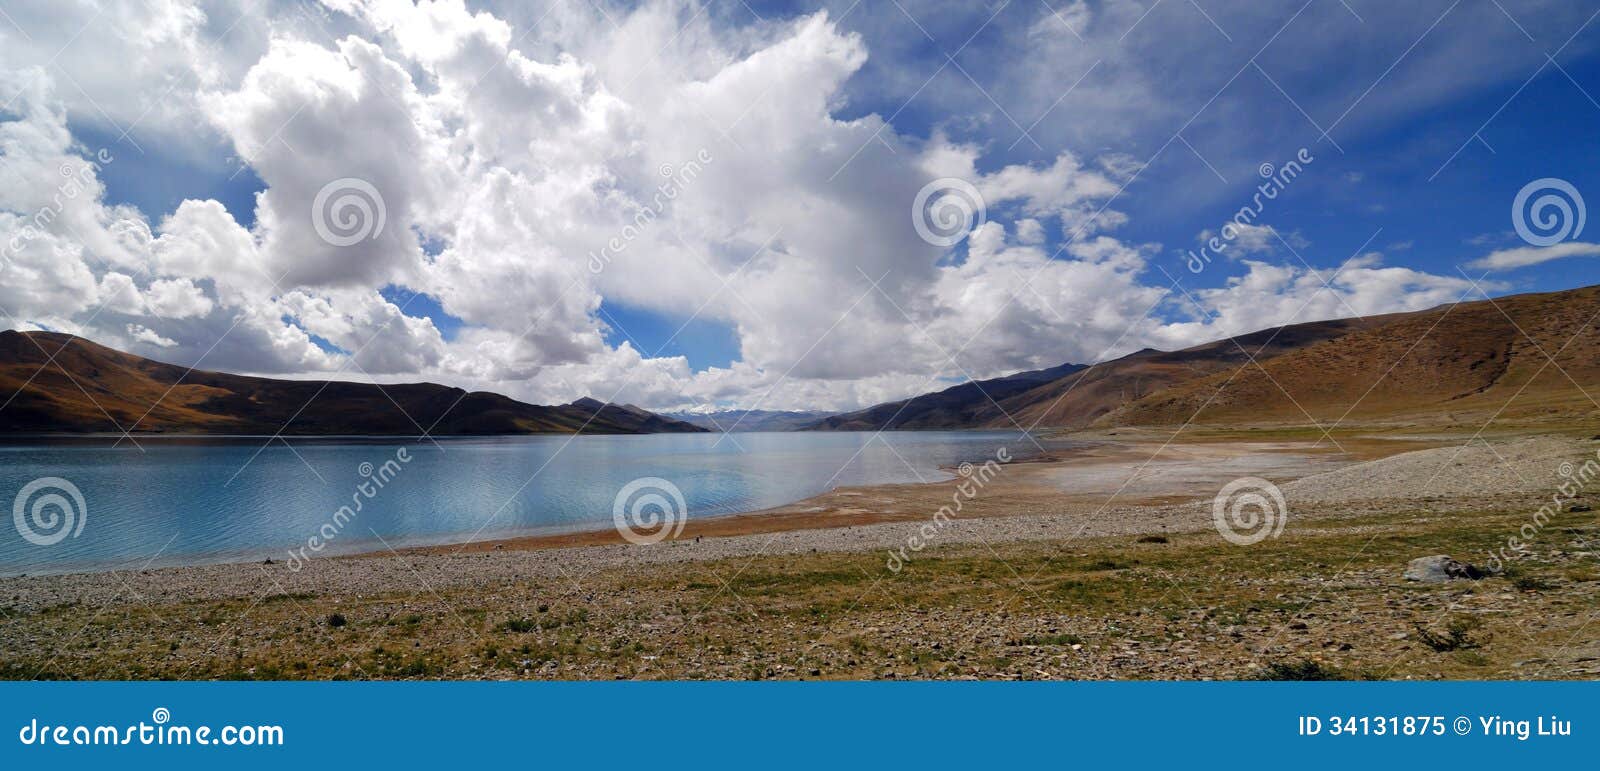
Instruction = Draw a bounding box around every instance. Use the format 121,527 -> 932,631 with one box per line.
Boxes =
4,502 -> 1596,681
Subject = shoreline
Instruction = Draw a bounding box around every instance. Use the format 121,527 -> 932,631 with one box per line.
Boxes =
387,432 -> 1435,558
8,432 -> 1429,581
3,429 -> 1069,578
4,433 -> 1597,680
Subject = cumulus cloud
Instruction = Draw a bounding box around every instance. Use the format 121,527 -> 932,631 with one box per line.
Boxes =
0,0 -> 1537,414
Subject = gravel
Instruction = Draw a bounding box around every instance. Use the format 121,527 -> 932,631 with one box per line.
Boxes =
1282,436 -> 1589,502
3,435 -> 1591,614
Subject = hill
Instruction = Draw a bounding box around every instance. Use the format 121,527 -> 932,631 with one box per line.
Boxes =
805,362 -> 1086,430
1101,284 -> 1600,429
808,284 -> 1600,433
665,409 -> 836,432
0,331 -> 705,436
991,315 -> 1398,430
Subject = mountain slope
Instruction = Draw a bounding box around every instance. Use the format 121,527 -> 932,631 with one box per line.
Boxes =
1102,284 -> 1600,428
808,284 -> 1600,433
0,331 -> 705,435
805,362 -> 1086,431
990,314 -> 1402,430
665,409 -> 836,432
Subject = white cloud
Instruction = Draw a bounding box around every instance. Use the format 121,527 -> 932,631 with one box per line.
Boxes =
127,324 -> 178,348
1195,222 -> 1291,258
1165,255 -> 1488,345
1468,242 -> 1600,271
0,0 -> 1540,415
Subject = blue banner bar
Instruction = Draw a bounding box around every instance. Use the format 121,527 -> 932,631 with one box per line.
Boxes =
1,682 -> 1592,768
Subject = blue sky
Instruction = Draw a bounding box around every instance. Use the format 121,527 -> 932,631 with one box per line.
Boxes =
6,0 -> 1599,410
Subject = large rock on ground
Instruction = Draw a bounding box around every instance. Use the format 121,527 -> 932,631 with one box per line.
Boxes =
1403,555 -> 1485,583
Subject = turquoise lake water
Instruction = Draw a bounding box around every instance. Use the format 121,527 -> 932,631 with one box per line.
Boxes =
0,430 -> 1037,575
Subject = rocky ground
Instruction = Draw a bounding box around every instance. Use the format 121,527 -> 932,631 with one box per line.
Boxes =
2,434 -> 1598,680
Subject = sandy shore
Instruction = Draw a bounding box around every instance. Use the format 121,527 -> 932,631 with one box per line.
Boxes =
4,432 -> 1597,680
395,433 -> 1407,555
0,432 -> 1562,607
9,436 -> 1358,596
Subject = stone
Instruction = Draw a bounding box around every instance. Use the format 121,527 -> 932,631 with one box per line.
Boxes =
1569,503 -> 1592,513
1403,555 -> 1484,583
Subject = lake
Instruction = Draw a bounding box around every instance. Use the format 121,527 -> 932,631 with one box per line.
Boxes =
0,430 -> 1037,575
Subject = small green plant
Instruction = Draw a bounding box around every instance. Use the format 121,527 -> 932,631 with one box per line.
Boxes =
1254,659 -> 1348,681
500,618 -> 537,633
1012,633 -> 1082,647
1501,563 -> 1552,591
1414,616 -> 1484,652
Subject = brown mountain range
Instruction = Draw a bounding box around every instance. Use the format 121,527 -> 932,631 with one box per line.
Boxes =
805,362 -> 1085,431
0,331 -> 705,436
7,284 -> 1595,437
809,284 -> 1600,432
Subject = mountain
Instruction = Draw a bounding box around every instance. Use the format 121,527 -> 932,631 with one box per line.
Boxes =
1100,284 -> 1600,428
807,284 -> 1600,432
665,409 -> 836,432
805,362 -> 1086,430
567,398 -> 717,434
0,331 -> 705,436
993,315 -> 1397,430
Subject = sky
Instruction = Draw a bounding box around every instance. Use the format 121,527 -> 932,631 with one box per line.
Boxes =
1,0 -> 1598,414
